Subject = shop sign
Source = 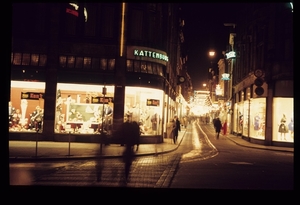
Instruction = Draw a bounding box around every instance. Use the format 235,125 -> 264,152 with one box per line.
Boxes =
91,97 -> 113,104
134,49 -> 168,62
147,99 -> 160,106
221,73 -> 230,81
127,46 -> 168,65
225,51 -> 236,59
21,92 -> 44,100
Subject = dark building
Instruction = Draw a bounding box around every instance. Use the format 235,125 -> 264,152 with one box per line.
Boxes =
220,3 -> 293,147
10,3 -> 190,143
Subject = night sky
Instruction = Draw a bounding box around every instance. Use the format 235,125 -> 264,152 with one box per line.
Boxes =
180,3 -> 241,90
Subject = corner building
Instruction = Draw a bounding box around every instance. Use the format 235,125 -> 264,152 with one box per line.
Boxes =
10,3 -> 187,143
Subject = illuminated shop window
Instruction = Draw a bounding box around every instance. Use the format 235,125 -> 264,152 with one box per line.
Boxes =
9,81 -> 45,133
273,97 -> 293,142
55,83 -> 115,134
124,86 -> 163,136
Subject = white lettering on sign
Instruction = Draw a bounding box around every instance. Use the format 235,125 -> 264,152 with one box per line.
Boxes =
134,49 -> 169,62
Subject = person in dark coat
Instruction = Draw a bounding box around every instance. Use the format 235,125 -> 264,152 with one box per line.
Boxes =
214,117 -> 222,139
172,116 -> 181,144
121,120 -> 140,184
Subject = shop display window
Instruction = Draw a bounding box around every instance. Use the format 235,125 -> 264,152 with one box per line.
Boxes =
55,83 -> 114,134
249,98 -> 266,139
9,81 -> 45,132
124,87 -> 163,135
273,98 -> 293,142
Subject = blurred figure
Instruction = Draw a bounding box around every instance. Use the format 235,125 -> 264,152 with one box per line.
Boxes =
121,119 -> 140,184
95,149 -> 105,182
172,116 -> 181,144
213,117 -> 222,139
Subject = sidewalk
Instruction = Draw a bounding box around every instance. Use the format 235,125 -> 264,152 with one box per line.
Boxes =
9,126 -> 293,161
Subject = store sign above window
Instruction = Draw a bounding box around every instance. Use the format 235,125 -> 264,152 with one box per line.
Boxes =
127,46 -> 168,65
134,49 -> 168,62
92,97 -> 113,104
21,92 -> 44,100
147,99 -> 160,106
225,51 -> 236,59
221,73 -> 230,81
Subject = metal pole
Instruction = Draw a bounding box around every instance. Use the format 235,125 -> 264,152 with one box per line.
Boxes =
68,132 -> 71,156
35,129 -> 38,157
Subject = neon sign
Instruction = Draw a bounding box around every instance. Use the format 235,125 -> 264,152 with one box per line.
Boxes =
225,51 -> 236,59
134,49 -> 168,62
221,73 -> 230,81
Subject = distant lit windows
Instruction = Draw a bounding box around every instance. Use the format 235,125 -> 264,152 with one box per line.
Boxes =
75,57 -> 83,69
59,56 -> 67,68
126,60 -> 133,72
100,58 -> 107,70
67,56 -> 75,68
91,58 -> 100,70
83,57 -> 92,69
22,53 -> 30,66
59,55 -> 114,71
108,59 -> 115,70
11,52 -> 47,67
126,59 -> 164,77
31,54 -> 39,66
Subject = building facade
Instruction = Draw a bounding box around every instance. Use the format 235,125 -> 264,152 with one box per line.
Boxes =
222,3 -> 293,147
10,3 -> 190,143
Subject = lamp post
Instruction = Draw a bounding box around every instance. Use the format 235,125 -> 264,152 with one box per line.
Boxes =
208,51 -> 216,102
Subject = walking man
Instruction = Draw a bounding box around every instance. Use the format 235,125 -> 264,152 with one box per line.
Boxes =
214,117 -> 222,139
173,116 -> 181,144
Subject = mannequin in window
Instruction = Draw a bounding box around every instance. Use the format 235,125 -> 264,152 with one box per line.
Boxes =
29,106 -> 43,131
278,114 -> 288,140
288,117 -> 293,139
253,113 -> 261,136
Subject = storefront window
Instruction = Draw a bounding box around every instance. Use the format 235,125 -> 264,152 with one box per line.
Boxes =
124,87 -> 163,135
9,81 -> 45,132
249,98 -> 266,139
273,98 -> 293,142
55,83 -> 114,134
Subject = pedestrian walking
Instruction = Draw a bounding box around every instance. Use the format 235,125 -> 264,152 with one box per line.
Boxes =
121,120 -> 140,184
172,116 -> 181,144
213,117 -> 222,139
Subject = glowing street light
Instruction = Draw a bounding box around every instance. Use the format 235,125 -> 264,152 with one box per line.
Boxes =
209,51 -> 215,57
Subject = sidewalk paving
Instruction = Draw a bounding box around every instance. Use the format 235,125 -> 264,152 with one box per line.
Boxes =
9,126 -> 293,161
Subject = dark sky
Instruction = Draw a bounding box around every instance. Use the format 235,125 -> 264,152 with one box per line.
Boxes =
180,3 -> 240,90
